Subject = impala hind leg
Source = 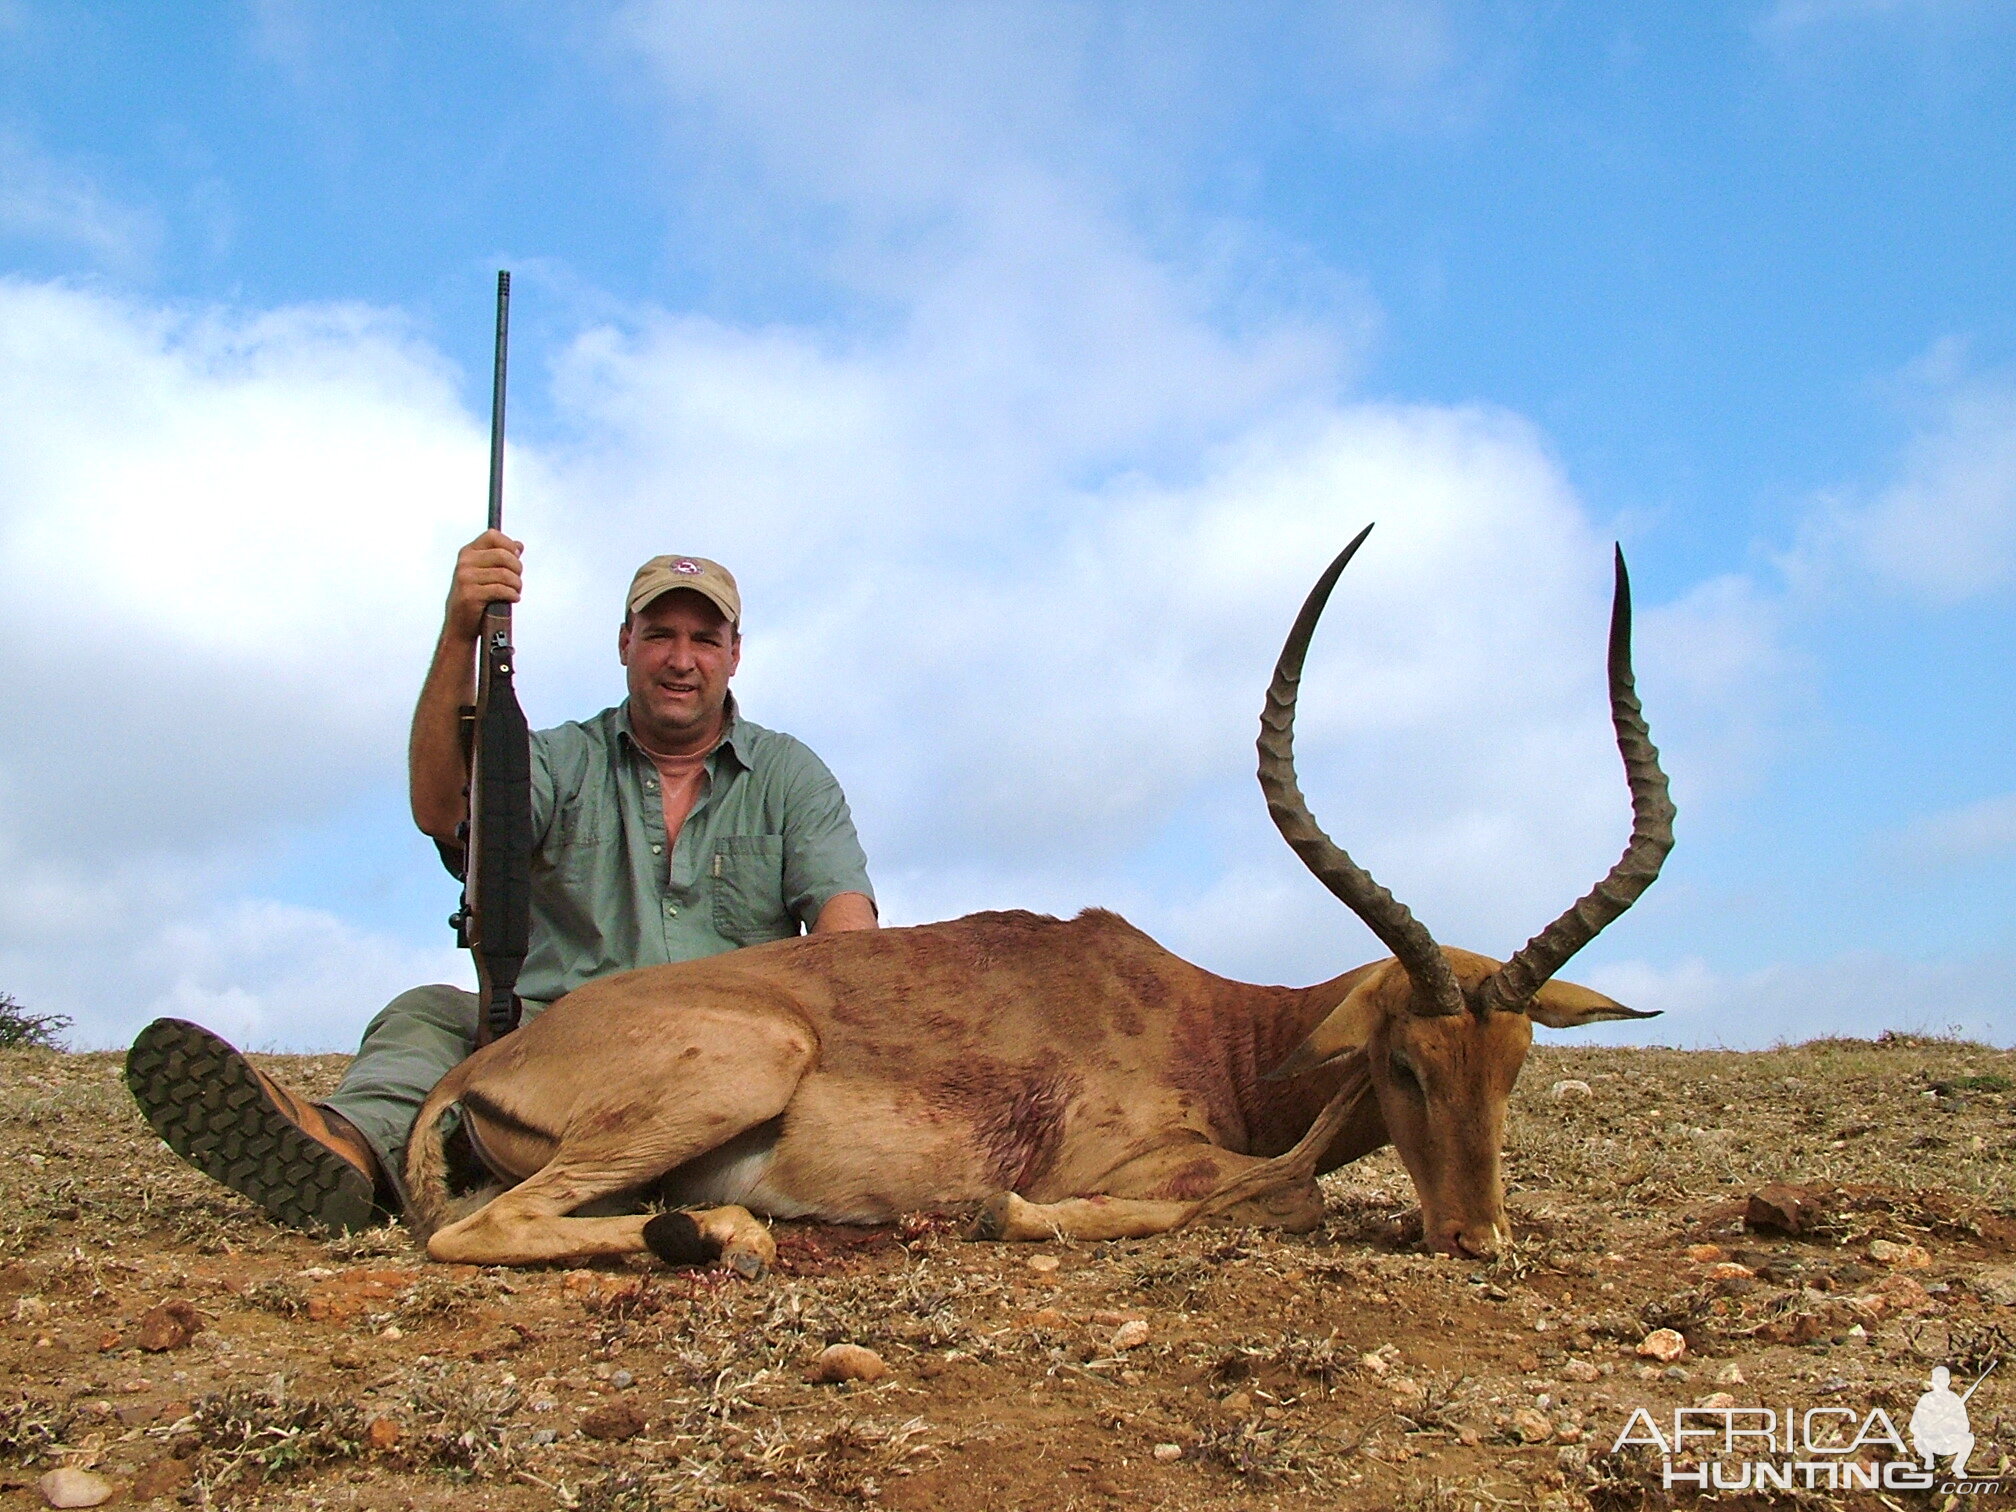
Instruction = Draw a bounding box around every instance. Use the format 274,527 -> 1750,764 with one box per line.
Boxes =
424,1016 -> 811,1270
971,1144 -> 1325,1243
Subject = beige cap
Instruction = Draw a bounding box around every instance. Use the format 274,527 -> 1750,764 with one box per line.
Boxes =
626,555 -> 741,626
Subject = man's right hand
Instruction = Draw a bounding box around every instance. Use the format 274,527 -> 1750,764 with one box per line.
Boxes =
445,529 -> 524,641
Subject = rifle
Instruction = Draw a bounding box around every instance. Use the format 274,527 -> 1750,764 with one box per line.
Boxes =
450,270 -> 534,1048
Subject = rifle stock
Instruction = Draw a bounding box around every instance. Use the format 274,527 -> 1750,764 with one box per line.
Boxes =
452,271 -> 534,1048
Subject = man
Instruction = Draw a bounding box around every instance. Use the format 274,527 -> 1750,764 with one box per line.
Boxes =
127,532 -> 877,1231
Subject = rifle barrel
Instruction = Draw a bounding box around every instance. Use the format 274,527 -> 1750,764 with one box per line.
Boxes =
487,270 -> 511,533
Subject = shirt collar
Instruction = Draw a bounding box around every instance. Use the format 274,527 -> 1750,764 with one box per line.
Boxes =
615,692 -> 749,772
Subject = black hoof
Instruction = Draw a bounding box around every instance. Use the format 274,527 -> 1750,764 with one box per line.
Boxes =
644,1211 -> 722,1268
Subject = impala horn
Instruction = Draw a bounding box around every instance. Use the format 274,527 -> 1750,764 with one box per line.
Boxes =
1474,546 -> 1676,1015
1257,524 -> 1465,1018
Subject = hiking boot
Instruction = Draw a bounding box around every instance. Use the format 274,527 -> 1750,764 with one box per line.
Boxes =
125,1017 -> 384,1234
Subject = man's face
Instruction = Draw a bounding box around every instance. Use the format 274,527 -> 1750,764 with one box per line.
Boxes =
618,590 -> 741,744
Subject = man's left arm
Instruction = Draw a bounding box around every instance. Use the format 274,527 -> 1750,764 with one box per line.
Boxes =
774,741 -> 878,935
813,891 -> 878,933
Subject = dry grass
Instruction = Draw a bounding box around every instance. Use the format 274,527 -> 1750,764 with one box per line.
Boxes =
5,1035 -> 2016,1510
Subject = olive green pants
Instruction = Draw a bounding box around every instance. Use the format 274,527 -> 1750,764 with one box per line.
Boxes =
322,984 -> 550,1194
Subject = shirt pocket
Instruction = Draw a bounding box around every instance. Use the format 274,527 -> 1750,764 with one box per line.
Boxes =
710,834 -> 794,945
545,798 -> 608,886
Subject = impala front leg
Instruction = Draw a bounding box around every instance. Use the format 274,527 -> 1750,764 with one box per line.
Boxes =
644,1205 -> 777,1278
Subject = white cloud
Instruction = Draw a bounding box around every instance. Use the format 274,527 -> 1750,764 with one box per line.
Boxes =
0,280 -> 527,860
0,281 -> 503,1048
1580,952 -> 2016,1049
1785,346 -> 2016,605
0,128 -> 158,273
1849,379 -> 2016,603
0,862 -> 469,1052
1891,792 -> 2016,870
1636,572 -> 1804,805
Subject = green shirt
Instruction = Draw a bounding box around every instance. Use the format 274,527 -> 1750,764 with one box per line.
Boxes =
518,697 -> 874,1006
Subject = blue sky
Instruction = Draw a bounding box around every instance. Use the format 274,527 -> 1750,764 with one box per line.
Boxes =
0,1 -> 2010,1051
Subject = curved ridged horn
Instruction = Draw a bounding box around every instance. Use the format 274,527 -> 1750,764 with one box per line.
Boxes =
1476,547 -> 1676,1015
1258,525 -> 1465,1018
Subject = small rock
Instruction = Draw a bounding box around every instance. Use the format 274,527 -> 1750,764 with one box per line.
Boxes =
1219,1391 -> 1253,1417
133,1300 -> 203,1353
94,1332 -> 120,1353
1359,1351 -> 1391,1376
1873,1274 -> 1932,1312
329,1345 -> 366,1370
1745,1183 -> 1835,1236
529,1427 -> 558,1446
1510,1408 -> 1554,1443
1697,1391 -> 1737,1409
1026,1308 -> 1066,1329
610,1369 -> 634,1390
379,1325 -> 402,1340
1119,1369 -> 1142,1385
1717,1363 -> 1746,1384
808,1344 -> 889,1384
1563,1359 -> 1600,1382
1089,1309 -> 1137,1327
1151,1443 -> 1183,1462
12,1296 -> 48,1321
118,1379 -> 151,1394
1867,1239 -> 1932,1268
37,1468 -> 113,1508
528,1394 -> 559,1413
1025,1254 -> 1060,1274
1111,1320 -> 1150,1351
1706,1262 -> 1755,1280
1550,1079 -> 1593,1101
365,1416 -> 402,1450
1456,1424 -> 1482,1446
580,1402 -> 647,1441
1686,1244 -> 1727,1263
1664,1365 -> 1690,1381
1636,1328 -> 1687,1362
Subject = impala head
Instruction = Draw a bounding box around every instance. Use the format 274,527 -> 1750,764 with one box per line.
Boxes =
1259,527 -> 1676,1257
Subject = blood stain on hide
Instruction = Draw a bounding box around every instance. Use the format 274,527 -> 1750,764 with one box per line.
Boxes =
1159,1157 -> 1224,1200
926,1061 -> 1076,1192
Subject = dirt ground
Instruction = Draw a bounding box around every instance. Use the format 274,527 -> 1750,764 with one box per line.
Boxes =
7,1034 -> 2016,1511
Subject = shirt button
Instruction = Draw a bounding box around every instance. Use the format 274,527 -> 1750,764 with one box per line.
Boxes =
645,779 -> 658,791
664,902 -> 678,917
651,843 -> 663,854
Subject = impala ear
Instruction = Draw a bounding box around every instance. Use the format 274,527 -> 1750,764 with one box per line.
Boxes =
1263,962 -> 1398,1080
1526,978 -> 1661,1029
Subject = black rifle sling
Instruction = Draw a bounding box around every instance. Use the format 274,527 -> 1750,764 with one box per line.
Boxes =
468,607 -> 532,1045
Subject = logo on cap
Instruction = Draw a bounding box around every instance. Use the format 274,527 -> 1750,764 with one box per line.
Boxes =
673,558 -> 703,575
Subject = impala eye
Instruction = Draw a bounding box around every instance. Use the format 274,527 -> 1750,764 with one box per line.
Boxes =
1389,1054 -> 1420,1087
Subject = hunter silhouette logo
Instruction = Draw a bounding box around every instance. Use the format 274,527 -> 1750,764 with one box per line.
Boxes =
1911,1363 -> 1993,1477
1610,1360 -> 2001,1494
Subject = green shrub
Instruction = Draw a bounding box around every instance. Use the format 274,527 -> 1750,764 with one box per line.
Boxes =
0,994 -> 70,1051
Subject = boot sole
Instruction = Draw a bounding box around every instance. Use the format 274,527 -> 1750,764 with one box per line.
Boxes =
125,1017 -> 379,1235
